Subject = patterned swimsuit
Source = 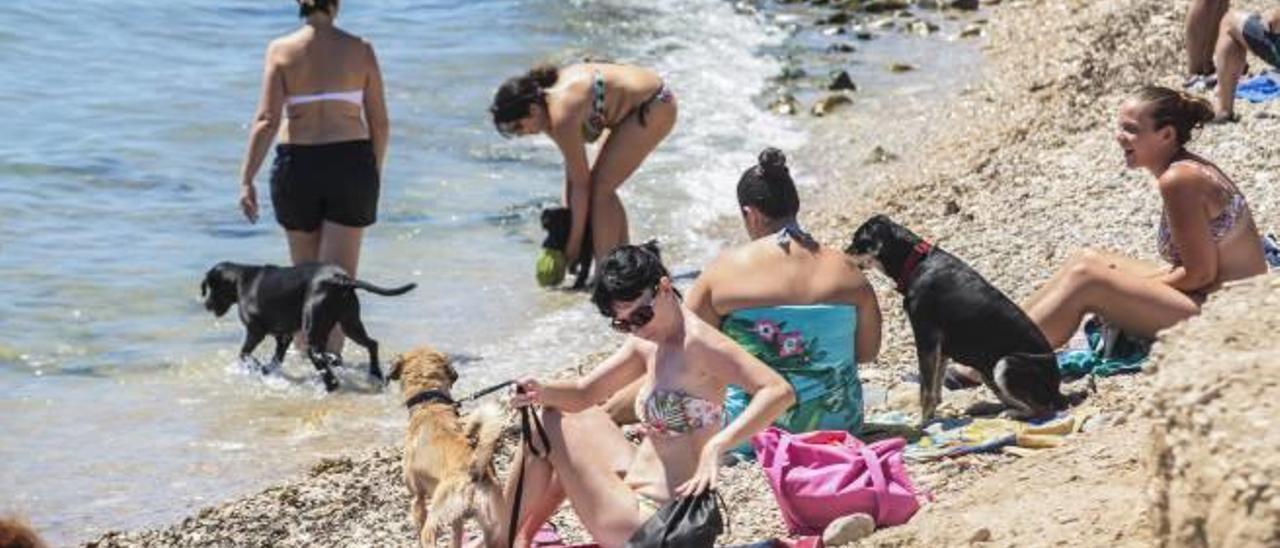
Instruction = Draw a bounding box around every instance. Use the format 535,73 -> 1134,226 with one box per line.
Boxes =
1156,160 -> 1249,265
635,388 -> 723,438
581,70 -> 675,144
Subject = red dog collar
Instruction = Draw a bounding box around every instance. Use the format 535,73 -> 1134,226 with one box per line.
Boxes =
896,240 -> 933,293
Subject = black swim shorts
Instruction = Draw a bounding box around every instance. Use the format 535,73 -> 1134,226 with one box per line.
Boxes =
269,139 -> 380,231
1243,13 -> 1280,69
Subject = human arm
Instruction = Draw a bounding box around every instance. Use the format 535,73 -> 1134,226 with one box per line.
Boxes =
684,262 -> 722,326
677,330 -> 795,496
362,40 -> 389,172
514,338 -> 647,413
238,42 -> 286,223
1157,169 -> 1219,292
549,101 -> 593,263
851,276 -> 882,363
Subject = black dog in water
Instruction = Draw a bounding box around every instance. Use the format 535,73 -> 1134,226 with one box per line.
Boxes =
845,215 -> 1073,421
200,262 -> 416,391
541,207 -> 593,290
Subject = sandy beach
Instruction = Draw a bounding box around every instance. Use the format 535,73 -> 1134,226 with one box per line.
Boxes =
87,0 -> 1279,546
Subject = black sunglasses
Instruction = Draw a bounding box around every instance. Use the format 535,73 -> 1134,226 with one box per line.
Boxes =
609,288 -> 658,333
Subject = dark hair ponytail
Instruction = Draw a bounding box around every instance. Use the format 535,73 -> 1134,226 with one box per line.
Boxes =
489,65 -> 560,137
1133,85 -> 1214,145
591,241 -> 670,317
737,147 -> 800,219
297,0 -> 337,17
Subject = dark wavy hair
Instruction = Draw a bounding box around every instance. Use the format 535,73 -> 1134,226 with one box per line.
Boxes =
591,242 -> 671,317
1133,85 -> 1215,145
737,147 -> 800,219
297,0 -> 337,17
489,65 -> 559,137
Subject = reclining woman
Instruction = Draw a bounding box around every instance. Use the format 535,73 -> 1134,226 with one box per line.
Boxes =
1023,86 -> 1267,349
607,148 -> 882,439
489,62 -> 677,276
506,244 -> 794,547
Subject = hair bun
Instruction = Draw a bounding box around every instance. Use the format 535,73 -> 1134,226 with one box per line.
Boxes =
1177,90 -> 1215,126
758,147 -> 788,177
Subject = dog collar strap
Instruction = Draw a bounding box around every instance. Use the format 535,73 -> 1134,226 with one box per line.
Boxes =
896,240 -> 933,293
404,389 -> 458,411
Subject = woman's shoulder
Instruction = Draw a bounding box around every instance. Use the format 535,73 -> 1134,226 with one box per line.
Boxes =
1159,160 -> 1216,198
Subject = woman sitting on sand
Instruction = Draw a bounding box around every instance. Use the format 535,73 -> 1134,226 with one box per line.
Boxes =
1022,86 -> 1267,348
489,62 -> 678,272
604,148 -> 882,438
236,0 -> 389,350
506,244 -> 794,547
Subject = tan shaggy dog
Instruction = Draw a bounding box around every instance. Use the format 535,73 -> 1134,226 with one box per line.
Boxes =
389,347 -> 506,548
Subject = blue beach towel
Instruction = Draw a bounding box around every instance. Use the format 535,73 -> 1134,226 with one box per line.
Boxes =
722,305 -> 862,455
1264,233 -> 1280,270
1236,72 -> 1280,103
1056,317 -> 1151,379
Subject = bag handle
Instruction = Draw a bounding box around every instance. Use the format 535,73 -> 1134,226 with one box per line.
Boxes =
765,432 -> 812,534
859,445 -> 889,526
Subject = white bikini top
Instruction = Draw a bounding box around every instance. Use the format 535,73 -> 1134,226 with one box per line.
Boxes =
285,89 -> 363,106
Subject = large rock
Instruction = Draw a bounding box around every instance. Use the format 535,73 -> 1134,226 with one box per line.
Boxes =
1145,274 -> 1280,548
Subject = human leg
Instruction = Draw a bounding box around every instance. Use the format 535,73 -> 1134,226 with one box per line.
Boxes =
589,96 -> 678,261
602,378 -> 642,425
1024,250 -> 1200,348
317,221 -> 365,352
503,443 -> 566,548
1214,11 -> 1251,121
539,407 -> 648,547
1187,0 -> 1232,76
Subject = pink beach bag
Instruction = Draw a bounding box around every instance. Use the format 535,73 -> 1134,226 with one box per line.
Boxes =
751,427 -> 920,535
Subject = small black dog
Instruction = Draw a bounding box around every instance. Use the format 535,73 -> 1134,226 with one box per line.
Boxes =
200,261 -> 416,391
845,215 -> 1071,421
541,207 -> 593,290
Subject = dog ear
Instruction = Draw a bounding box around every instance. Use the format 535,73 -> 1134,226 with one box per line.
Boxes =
200,279 -> 209,298
446,361 -> 459,384
388,354 -> 404,382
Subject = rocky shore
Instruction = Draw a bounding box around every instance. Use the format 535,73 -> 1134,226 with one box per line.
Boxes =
87,0 -> 1279,546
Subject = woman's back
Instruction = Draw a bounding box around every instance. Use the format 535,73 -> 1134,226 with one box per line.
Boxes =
689,235 -> 881,364
272,26 -> 373,144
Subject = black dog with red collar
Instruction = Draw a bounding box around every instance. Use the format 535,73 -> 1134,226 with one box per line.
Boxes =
845,215 -> 1076,422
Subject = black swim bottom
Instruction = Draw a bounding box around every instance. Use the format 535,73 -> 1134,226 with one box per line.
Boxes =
1243,13 -> 1280,69
269,139 -> 380,231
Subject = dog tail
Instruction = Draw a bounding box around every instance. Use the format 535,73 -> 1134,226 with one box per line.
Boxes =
331,276 -> 417,296
423,406 -> 505,541
465,403 -> 506,481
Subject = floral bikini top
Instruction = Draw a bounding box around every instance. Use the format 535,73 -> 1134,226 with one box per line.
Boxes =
635,388 -> 723,438
582,70 -> 608,143
1156,160 -> 1249,266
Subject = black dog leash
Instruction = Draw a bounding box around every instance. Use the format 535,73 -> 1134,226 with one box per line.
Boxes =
403,379 -> 516,411
508,389 -> 550,548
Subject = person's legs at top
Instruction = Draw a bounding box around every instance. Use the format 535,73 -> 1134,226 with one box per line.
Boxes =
1213,11 -> 1252,121
1023,249 -> 1200,348
506,407 -> 647,547
589,94 -> 678,262
317,221 -> 364,353
1186,0 -> 1232,78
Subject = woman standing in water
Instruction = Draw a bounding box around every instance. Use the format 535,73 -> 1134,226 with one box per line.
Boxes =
489,62 -> 677,271
237,0 -> 389,349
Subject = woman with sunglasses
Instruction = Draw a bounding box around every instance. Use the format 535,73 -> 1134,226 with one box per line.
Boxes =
506,244 -> 794,547
489,63 -> 677,277
606,148 -> 881,437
